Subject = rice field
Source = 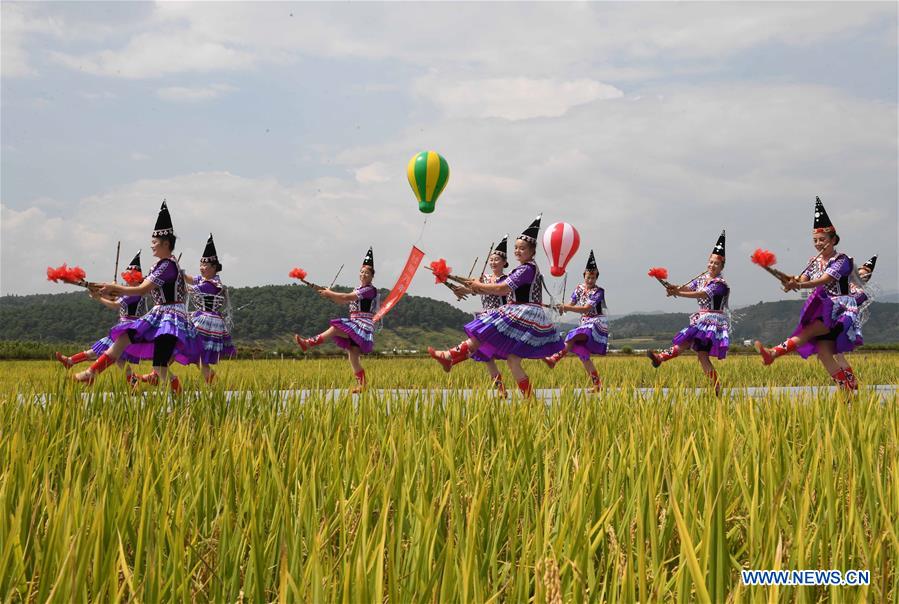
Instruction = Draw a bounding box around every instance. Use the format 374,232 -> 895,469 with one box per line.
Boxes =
1,355 -> 897,602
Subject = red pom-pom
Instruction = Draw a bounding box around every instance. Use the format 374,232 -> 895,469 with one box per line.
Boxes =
47,264 -> 66,282
750,248 -> 777,268
429,259 -> 451,284
121,269 -> 143,285
66,266 -> 86,283
289,267 -> 308,280
647,267 -> 669,280
47,263 -> 86,284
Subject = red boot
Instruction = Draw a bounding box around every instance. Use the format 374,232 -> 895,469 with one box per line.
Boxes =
137,371 -> 160,386
73,353 -> 115,384
755,338 -> 796,366
706,368 -> 721,397
492,374 -> 508,398
126,369 -> 142,390
543,349 -> 568,369
429,342 -> 470,373
170,375 -> 182,394
351,369 -> 366,394
589,370 -> 602,393
647,345 -> 680,368
830,369 -> 852,393
56,351 -> 90,369
428,347 -> 453,372
295,334 -> 324,352
517,377 -> 534,398
843,367 -> 859,391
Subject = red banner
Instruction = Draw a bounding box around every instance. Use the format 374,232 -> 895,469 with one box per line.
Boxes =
373,246 -> 425,322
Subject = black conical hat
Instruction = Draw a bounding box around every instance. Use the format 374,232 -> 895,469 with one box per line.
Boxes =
518,214 -> 542,244
201,233 -> 218,263
363,247 -> 374,268
585,250 -> 597,272
494,235 -> 509,258
152,200 -> 174,237
813,196 -> 835,233
711,230 -> 726,258
126,250 -> 142,271
862,255 -> 877,272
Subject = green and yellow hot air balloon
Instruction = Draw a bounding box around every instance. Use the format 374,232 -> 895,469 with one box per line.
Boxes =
407,151 -> 449,214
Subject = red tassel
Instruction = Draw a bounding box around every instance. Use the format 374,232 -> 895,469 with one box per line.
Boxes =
288,267 -> 308,280
429,259 -> 451,284
750,248 -> 777,268
647,267 -> 669,280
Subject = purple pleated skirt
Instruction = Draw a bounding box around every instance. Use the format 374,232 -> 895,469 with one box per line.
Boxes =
465,303 -> 563,361
109,303 -> 200,365
192,310 -> 237,365
792,287 -> 863,358
672,311 -> 730,360
330,312 -> 375,354
564,316 -> 609,359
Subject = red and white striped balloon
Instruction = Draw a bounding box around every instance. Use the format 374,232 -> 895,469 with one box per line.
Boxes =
542,222 -> 580,277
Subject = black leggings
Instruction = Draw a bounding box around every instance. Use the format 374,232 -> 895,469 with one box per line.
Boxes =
152,335 -> 178,367
123,331 -> 177,366
693,340 -> 713,353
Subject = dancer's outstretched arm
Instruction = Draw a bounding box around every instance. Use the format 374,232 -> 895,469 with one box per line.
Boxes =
98,278 -> 156,297
668,288 -> 706,300
465,280 -> 510,296
665,284 -> 705,299
783,273 -> 834,292
89,289 -> 120,310
558,303 -> 593,314
319,289 -> 359,303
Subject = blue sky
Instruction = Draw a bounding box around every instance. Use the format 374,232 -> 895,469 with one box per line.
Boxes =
2,2 -> 896,313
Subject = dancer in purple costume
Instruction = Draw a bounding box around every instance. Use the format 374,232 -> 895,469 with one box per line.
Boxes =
647,230 -> 730,396
428,215 -> 564,397
542,250 -> 609,393
295,247 -> 379,393
74,201 -> 198,393
754,197 -> 864,391
55,250 -> 145,379
184,233 -> 236,384
453,235 -> 510,397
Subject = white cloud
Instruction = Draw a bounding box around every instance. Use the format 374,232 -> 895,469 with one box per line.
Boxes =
415,77 -> 623,120
155,83 -> 236,102
1,171 -> 419,297
2,3 -> 896,311
38,3 -> 895,80
3,82 -> 895,310
1,3 -> 63,77
52,31 -> 256,79
354,162 -> 391,184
